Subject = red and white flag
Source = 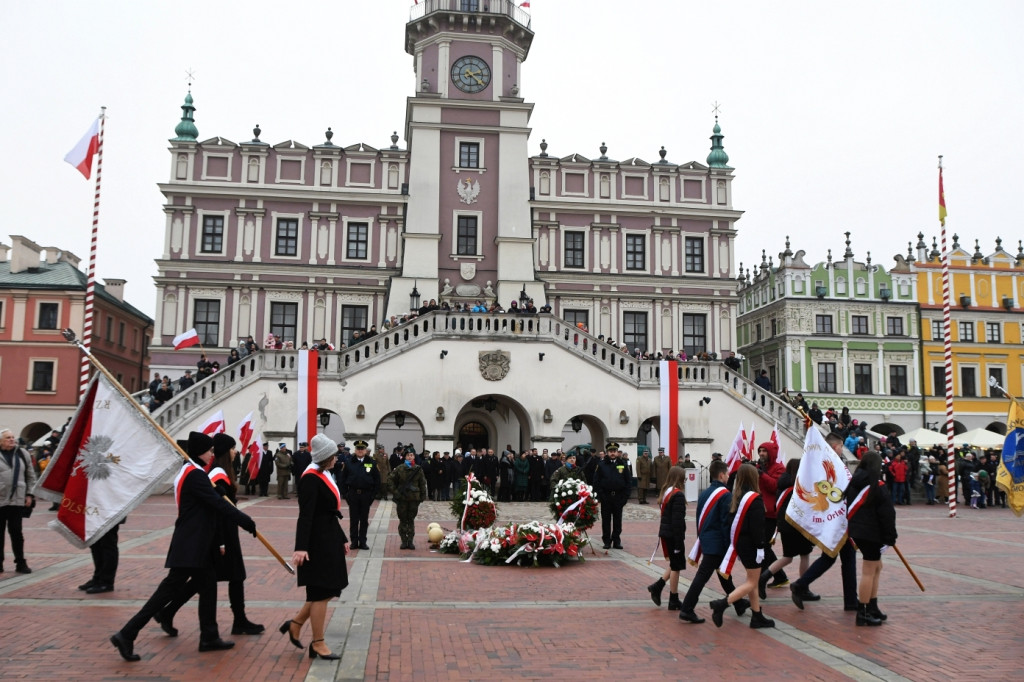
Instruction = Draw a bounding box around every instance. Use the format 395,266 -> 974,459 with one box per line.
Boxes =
771,422 -> 784,461
521,1 -> 531,7
199,410 -> 226,435
237,411 -> 262,481
245,434 -> 263,483
297,350 -> 319,444
724,422 -> 745,474
785,426 -> 852,557
34,373 -> 183,548
172,328 -> 201,350
745,424 -> 757,459
659,360 -> 679,464
64,118 -> 100,179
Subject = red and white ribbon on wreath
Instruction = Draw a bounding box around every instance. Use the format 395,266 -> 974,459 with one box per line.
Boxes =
558,488 -> 591,525
459,473 -> 479,531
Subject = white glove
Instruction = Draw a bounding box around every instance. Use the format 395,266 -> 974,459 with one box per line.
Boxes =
755,549 -> 765,564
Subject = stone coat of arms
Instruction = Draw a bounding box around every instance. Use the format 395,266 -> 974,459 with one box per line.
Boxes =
479,351 -> 511,381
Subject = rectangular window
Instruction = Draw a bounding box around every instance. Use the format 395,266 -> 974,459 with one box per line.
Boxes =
341,305 -> 369,347
346,222 -> 369,259
458,142 -> 480,169
622,312 -> 648,353
932,366 -> 945,397
889,365 -> 908,395
275,218 -> 299,256
931,320 -> 943,340
270,302 -> 298,344
755,322 -> 762,342
564,231 -> 584,268
851,315 -> 869,335
193,299 -> 220,346
625,235 -> 645,270
201,215 -> 224,253
886,316 -> 904,336
457,216 -> 478,255
961,367 -> 977,397
986,322 -> 1001,343
770,319 -> 777,337
563,309 -> 589,330
682,314 -> 706,357
958,321 -> 974,342
38,302 -> 59,330
31,360 -> 54,392
684,237 -> 704,272
815,314 -> 833,334
460,0 -> 479,10
854,363 -> 872,394
118,322 -> 125,347
989,368 -> 1004,397
817,362 -> 837,393
105,316 -> 113,342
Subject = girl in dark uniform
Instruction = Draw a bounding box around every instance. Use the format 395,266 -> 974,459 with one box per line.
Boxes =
845,451 -> 897,626
757,459 -> 816,601
710,463 -> 773,628
647,467 -> 687,610
282,433 -> 349,659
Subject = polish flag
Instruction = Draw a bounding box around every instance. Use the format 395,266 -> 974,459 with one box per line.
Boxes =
237,411 -> 262,481
64,118 -> 101,180
199,410 -> 226,435
237,411 -> 256,453
245,434 -> 263,483
34,373 -> 183,548
745,424 -> 757,460
771,422 -> 784,461
297,351 -> 318,445
521,1 -> 531,7
659,360 -> 679,464
172,328 -> 201,350
724,423 -> 745,474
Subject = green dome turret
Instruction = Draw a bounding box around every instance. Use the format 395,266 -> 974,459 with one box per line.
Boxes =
172,91 -> 198,142
706,117 -> 731,169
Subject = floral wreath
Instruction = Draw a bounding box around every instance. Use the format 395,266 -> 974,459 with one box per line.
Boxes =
439,521 -> 588,568
548,478 -> 598,531
449,474 -> 497,531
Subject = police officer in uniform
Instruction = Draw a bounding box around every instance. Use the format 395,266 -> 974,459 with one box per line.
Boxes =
387,450 -> 427,549
291,442 -> 312,495
593,442 -> 631,549
340,440 -> 379,550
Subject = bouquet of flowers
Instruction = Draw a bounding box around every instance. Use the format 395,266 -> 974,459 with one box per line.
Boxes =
439,529 -> 470,555
549,478 -> 598,530
450,475 -> 498,530
501,521 -> 588,567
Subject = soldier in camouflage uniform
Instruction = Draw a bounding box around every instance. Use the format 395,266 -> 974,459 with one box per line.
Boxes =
549,452 -> 583,500
387,450 -> 427,550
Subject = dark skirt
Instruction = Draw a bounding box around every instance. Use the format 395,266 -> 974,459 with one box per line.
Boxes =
779,526 -> 813,558
306,584 -> 342,602
660,537 -> 687,571
735,539 -> 760,570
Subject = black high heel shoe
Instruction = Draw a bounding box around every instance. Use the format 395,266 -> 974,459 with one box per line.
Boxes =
279,620 -> 302,649
308,639 -> 340,660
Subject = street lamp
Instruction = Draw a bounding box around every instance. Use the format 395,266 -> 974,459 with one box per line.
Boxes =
394,411 -> 406,429
410,281 -> 421,310
570,416 -> 583,433
519,284 -> 529,307
319,412 -> 331,428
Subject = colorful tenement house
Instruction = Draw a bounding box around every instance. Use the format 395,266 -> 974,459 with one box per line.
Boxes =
0,235 -> 153,443
736,233 -> 921,434
912,233 -> 1024,433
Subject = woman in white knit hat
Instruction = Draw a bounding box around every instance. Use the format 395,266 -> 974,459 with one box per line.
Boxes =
280,433 -> 348,660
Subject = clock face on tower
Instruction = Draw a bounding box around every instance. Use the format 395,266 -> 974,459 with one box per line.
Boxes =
451,56 -> 491,93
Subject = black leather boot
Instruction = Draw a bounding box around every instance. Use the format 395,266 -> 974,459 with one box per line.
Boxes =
666,593 -> 681,611
749,609 -> 775,629
856,603 -> 882,626
867,598 -> 887,621
647,577 -> 666,606
758,569 -> 772,600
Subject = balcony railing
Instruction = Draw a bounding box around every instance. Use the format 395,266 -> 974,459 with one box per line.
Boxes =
410,0 -> 531,29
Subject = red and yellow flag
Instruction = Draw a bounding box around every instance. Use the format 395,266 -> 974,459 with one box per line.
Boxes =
939,167 -> 948,226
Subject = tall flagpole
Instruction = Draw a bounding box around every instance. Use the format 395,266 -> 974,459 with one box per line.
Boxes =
79,107 -> 106,398
938,156 -> 956,518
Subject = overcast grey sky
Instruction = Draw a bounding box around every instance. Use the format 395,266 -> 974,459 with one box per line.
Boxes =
3,0 -> 1021,317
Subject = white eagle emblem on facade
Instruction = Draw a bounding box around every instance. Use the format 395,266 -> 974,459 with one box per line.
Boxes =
457,177 -> 480,204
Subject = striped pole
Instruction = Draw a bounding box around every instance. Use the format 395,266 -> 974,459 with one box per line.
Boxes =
938,157 -> 956,518
79,108 -> 106,398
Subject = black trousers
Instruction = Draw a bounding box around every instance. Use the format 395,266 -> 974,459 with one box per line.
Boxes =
120,566 -> 219,642
162,576 -> 247,623
681,552 -> 737,611
0,505 -> 27,565
347,490 -> 373,544
599,493 -> 626,544
791,539 -> 858,608
90,524 -> 120,585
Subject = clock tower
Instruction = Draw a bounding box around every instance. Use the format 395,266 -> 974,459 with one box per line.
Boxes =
390,1 -> 538,316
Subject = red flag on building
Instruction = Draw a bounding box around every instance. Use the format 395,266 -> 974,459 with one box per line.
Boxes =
64,118 -> 100,179
34,373 -> 183,548
172,328 -> 201,350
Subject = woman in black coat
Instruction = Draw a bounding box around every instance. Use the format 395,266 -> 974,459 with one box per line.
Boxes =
157,434 -> 264,636
757,459 -> 815,600
845,451 -> 897,626
647,467 -> 687,610
283,434 -> 349,660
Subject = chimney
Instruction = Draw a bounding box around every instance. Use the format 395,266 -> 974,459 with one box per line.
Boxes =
0,242 -> 9,263
9,235 -> 43,274
59,250 -> 82,269
103,278 -> 126,302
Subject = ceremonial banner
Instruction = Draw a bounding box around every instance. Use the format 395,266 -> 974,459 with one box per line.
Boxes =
34,373 -> 183,548
785,426 -> 852,557
659,360 -> 679,464
996,400 -> 1024,517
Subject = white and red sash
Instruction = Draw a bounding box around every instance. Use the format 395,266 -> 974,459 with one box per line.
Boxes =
846,483 -> 873,520
302,462 -> 341,511
718,491 -> 759,578
687,486 -> 729,566
173,462 -> 201,512
208,466 -> 231,489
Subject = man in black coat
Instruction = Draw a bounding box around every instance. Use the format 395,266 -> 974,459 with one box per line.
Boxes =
257,444 -> 274,496
593,442 -> 631,549
478,449 -> 499,495
110,432 -> 257,662
339,440 -> 380,550
291,442 -> 312,485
